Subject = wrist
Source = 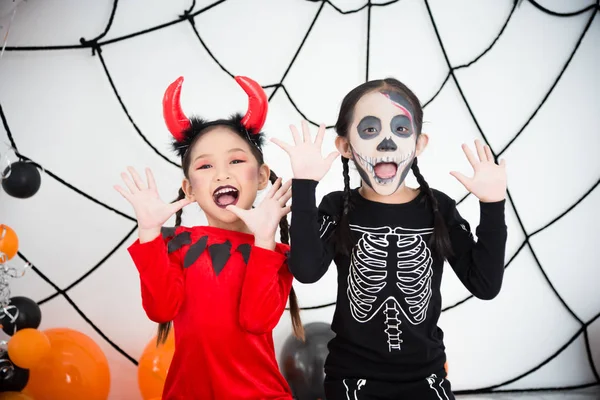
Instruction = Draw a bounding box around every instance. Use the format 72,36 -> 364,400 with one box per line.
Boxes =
139,227 -> 162,243
254,238 -> 276,251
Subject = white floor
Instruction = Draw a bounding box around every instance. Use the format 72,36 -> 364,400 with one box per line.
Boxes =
456,386 -> 599,399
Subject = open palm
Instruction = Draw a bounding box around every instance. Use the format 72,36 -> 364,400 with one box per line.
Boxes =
271,120 -> 339,181
450,140 -> 507,203
226,178 -> 292,244
114,167 -> 191,230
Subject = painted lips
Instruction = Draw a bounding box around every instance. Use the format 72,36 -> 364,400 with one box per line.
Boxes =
213,185 -> 239,208
355,151 -> 414,184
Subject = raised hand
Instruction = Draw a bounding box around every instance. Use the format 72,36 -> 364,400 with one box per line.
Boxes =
226,177 -> 292,250
114,167 -> 192,231
450,140 -> 507,203
271,120 -> 339,181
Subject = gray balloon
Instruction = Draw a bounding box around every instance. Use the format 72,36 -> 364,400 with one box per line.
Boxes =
280,322 -> 335,399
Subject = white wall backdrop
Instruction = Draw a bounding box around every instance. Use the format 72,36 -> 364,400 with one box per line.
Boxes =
0,0 -> 599,398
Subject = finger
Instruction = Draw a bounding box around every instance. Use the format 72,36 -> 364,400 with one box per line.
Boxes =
289,124 -> 302,145
461,144 -> 478,169
121,172 -> 138,193
113,185 -> 132,201
279,187 -> 292,205
128,166 -> 146,190
325,151 -> 341,167
275,179 -> 292,201
484,144 -> 494,163
301,120 -> 312,143
270,137 -> 292,153
314,123 -> 327,147
170,197 -> 192,213
225,204 -> 247,220
449,171 -> 471,190
266,177 -> 282,199
146,168 -> 157,191
499,158 -> 506,168
281,205 -> 292,216
474,140 -> 486,162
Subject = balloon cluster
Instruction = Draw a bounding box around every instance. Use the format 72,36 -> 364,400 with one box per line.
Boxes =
1,157 -> 41,199
0,225 -> 111,399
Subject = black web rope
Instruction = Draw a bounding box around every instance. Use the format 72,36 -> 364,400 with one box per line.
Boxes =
1,0 -> 599,391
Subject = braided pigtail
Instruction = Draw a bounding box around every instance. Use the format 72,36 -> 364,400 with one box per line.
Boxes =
334,157 -> 354,256
411,158 -> 453,260
155,188 -> 187,346
269,170 -> 305,341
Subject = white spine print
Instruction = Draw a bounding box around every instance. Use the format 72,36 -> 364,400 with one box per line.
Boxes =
426,374 -> 450,400
347,225 -> 434,351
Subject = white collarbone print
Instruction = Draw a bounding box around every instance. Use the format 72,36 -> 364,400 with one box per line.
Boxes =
347,224 -> 434,352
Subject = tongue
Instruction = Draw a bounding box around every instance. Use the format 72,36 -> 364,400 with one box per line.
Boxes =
217,194 -> 236,205
374,163 -> 397,179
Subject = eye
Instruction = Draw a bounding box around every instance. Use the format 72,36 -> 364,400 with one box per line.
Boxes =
396,126 -> 409,133
231,159 -> 245,165
197,164 -> 211,170
363,127 -> 378,134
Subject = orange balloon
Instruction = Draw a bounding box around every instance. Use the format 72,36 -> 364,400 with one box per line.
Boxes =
138,331 -> 175,400
24,328 -> 110,400
7,328 -> 51,369
0,224 -> 18,263
0,393 -> 34,400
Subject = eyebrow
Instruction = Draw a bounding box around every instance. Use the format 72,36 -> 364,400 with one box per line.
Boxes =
193,148 -> 247,162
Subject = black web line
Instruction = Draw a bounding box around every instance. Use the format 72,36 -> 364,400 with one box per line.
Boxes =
424,0 -> 599,390
1,0 -> 598,388
456,310 -> 600,394
16,251 -> 138,365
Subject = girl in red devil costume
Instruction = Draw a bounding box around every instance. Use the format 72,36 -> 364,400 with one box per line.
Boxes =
115,76 -> 303,399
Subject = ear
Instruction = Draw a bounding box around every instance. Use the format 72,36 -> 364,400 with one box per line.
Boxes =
182,178 -> 196,202
415,133 -> 429,157
335,136 -> 353,159
258,163 -> 270,190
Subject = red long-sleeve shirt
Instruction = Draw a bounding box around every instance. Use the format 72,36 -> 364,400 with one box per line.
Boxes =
128,225 -> 294,399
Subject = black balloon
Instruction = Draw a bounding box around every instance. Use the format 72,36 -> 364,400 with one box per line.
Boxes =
280,322 -> 335,400
2,161 -> 41,198
0,350 -> 29,392
1,296 -> 42,336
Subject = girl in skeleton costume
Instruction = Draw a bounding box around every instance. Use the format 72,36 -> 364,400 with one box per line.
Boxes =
115,76 -> 303,400
273,78 -> 507,399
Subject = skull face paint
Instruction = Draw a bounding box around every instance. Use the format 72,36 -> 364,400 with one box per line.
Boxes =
349,90 -> 418,196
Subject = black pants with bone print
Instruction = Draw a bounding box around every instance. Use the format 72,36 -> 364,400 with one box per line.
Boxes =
324,373 -> 455,400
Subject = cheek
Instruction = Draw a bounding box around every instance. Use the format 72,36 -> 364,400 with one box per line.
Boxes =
188,174 -> 210,192
238,165 -> 261,186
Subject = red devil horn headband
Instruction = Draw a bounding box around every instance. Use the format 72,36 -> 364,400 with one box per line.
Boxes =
162,76 -> 268,143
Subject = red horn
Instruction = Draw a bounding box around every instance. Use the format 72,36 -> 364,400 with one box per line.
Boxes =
162,76 -> 191,142
235,76 -> 268,134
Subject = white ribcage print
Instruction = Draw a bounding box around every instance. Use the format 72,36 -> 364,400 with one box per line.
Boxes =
347,224 -> 434,352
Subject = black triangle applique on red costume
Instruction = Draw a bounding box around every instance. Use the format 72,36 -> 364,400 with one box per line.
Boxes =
236,244 -> 251,265
183,236 -> 208,268
167,231 -> 192,254
208,241 -> 232,276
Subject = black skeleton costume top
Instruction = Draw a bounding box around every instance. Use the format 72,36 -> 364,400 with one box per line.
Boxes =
289,179 -> 507,382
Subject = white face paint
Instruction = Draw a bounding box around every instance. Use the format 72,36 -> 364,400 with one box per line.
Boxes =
349,90 -> 418,196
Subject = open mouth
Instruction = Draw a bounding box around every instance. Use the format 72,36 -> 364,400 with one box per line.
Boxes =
213,185 -> 239,208
355,151 -> 414,185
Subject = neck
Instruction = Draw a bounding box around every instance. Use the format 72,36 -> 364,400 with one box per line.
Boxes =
358,182 -> 419,204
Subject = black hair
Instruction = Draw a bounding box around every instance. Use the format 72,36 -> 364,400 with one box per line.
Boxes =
156,115 -> 304,345
333,78 -> 453,260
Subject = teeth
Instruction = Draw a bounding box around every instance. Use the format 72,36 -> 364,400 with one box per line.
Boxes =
215,188 -> 237,196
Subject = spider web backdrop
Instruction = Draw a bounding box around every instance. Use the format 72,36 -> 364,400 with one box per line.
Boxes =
0,0 -> 598,398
